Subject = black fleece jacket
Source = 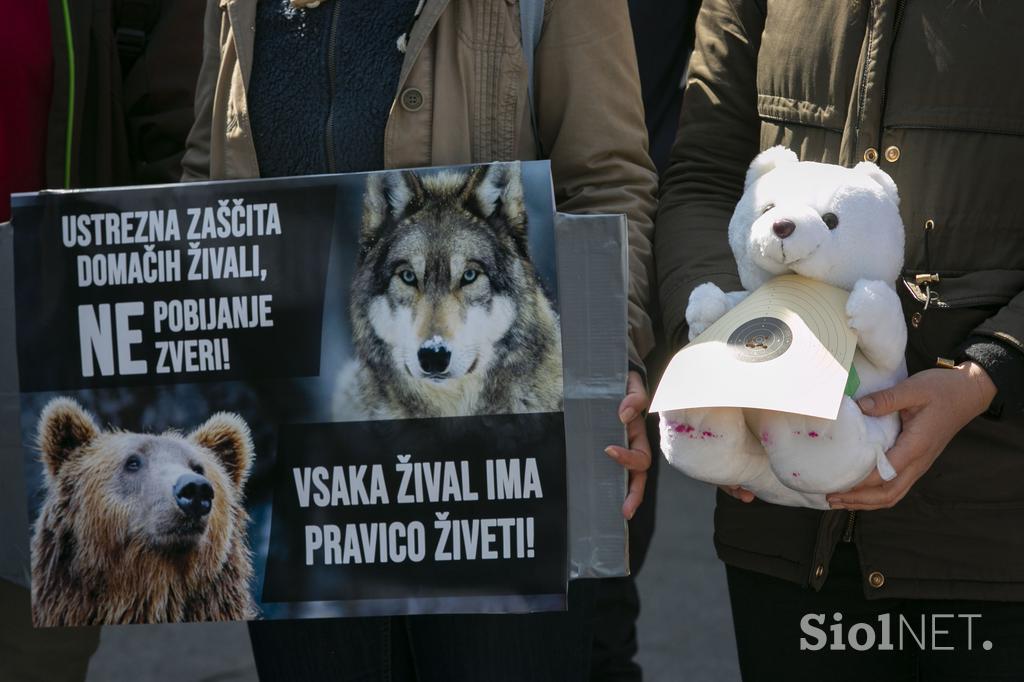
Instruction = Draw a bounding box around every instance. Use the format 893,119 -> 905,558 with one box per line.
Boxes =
248,0 -> 419,177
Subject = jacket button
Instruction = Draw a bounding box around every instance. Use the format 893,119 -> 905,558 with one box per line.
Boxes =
863,147 -> 879,163
911,312 -> 923,328
814,564 -> 825,579
924,219 -> 936,231
401,88 -> 424,112
868,571 -> 886,588
885,145 -> 901,162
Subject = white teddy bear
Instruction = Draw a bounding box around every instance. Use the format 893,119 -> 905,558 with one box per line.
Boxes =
659,146 -> 908,509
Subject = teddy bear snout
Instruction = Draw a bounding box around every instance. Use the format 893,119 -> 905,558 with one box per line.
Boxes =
772,218 -> 796,239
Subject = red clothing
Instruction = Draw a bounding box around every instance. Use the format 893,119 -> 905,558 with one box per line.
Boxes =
0,0 -> 54,221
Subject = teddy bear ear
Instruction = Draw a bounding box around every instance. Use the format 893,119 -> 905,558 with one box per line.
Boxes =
189,413 -> 254,489
37,398 -> 99,478
744,146 -> 799,189
853,161 -> 900,206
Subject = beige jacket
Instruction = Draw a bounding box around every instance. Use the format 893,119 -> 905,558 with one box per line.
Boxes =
182,0 -> 658,367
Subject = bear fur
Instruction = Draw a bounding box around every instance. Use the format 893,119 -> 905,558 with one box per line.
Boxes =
30,398 -> 256,626
659,147 -> 908,508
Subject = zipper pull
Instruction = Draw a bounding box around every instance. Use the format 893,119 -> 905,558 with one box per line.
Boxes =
912,274 -> 941,311
841,510 -> 857,543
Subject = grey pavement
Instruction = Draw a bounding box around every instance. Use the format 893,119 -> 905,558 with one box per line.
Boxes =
86,622 -> 257,682
85,464 -> 737,682
635,463 -> 740,682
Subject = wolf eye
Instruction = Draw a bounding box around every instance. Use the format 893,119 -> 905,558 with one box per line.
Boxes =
461,269 -> 480,285
190,463 -> 205,476
822,212 -> 839,230
124,455 -> 142,473
761,203 -> 775,215
398,269 -> 418,286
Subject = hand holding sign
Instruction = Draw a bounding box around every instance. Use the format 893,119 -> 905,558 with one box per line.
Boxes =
605,370 -> 652,521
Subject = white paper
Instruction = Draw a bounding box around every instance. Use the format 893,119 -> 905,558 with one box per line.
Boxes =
651,275 -> 856,420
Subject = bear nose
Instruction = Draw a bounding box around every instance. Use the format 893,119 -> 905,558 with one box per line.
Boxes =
772,219 -> 796,239
418,344 -> 452,375
174,473 -> 214,519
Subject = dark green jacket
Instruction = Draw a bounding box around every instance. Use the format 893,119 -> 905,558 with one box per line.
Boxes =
657,0 -> 1024,600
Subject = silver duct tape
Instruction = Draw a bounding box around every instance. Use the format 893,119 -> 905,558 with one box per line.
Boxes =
555,213 -> 629,580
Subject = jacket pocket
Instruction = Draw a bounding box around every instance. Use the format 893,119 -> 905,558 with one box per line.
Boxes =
898,269 -> 1024,364
912,410 -> 1024,506
898,270 -> 1024,506
756,0 -> 864,130
756,94 -> 844,133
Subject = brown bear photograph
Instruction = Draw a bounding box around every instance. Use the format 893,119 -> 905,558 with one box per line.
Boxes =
29,398 -> 256,626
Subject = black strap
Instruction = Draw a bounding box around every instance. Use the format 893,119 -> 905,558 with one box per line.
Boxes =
116,0 -> 160,77
519,0 -> 544,158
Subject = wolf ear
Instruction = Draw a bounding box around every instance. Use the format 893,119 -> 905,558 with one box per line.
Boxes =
745,146 -> 799,189
361,171 -> 426,256
37,398 -> 99,478
189,413 -> 254,489
464,163 -> 527,236
853,161 -> 900,206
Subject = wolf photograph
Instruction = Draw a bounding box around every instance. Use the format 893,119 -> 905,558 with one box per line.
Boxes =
333,162 -> 563,420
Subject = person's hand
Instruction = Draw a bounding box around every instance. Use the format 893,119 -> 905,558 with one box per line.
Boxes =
827,362 -> 997,511
719,485 -> 755,503
605,371 -> 652,520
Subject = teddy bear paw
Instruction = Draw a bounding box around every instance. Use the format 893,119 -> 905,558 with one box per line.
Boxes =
686,283 -> 731,341
846,279 -> 898,337
660,407 -> 765,485
753,398 -> 875,494
846,279 -> 906,370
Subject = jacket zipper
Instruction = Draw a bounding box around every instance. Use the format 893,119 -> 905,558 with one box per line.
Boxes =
853,0 -> 876,138
877,1 -> 921,277
842,511 -> 857,543
324,0 -> 343,173
887,122 -> 1024,137
876,0 -> 908,141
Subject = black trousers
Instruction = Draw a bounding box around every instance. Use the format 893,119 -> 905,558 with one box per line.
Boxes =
248,579 -> 595,682
727,543 -> 1024,682
0,579 -> 100,682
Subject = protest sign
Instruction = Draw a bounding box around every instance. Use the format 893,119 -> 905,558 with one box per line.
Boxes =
8,161 -> 591,626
